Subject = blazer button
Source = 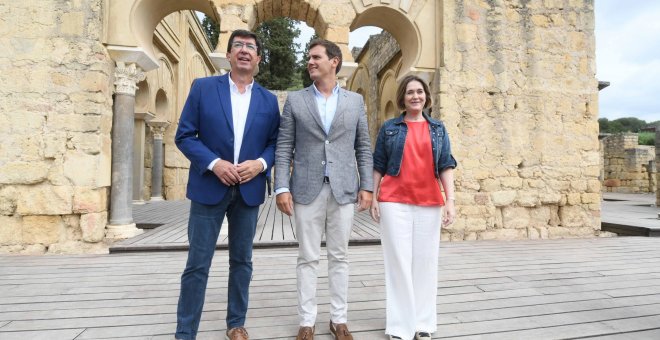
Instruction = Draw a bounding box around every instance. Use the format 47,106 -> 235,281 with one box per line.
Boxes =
321,161 -> 326,165
325,140 -> 329,144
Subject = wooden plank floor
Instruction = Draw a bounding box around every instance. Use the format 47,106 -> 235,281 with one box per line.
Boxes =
114,195 -> 380,252
3,237 -> 660,339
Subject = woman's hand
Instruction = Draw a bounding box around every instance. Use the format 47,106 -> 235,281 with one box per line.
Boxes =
370,200 -> 380,223
443,199 -> 455,226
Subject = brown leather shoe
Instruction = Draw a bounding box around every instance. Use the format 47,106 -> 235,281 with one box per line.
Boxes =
329,321 -> 353,340
296,326 -> 314,340
225,326 -> 249,340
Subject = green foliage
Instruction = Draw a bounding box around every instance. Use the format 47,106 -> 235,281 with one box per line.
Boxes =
201,16 -> 220,50
255,18 -> 301,90
638,132 -> 656,146
598,117 -> 649,133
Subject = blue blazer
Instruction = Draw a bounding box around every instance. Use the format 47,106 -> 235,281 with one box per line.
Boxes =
175,74 -> 280,206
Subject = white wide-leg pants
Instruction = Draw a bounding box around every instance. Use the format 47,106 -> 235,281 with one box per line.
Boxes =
295,183 -> 354,326
379,202 -> 442,340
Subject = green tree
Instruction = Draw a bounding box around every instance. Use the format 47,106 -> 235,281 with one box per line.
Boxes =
201,16 -> 219,50
598,118 -> 610,133
254,18 -> 301,90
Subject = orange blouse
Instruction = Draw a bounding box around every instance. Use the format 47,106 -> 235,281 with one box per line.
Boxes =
378,120 -> 444,206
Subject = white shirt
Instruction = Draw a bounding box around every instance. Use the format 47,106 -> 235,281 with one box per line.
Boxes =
207,73 -> 266,172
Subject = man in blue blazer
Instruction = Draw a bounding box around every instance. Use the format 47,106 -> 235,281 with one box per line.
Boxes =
174,29 -> 280,340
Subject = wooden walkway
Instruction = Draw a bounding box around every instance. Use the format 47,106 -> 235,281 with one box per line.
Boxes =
112,195 -> 380,252
2,237 -> 660,339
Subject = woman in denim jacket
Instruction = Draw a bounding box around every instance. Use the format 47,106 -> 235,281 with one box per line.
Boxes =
370,75 -> 457,340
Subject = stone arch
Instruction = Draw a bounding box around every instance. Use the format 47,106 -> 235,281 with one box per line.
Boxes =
188,52 -> 210,85
135,80 -> 150,113
112,0 -> 219,70
155,89 -> 169,121
378,69 -> 398,125
350,0 -> 440,78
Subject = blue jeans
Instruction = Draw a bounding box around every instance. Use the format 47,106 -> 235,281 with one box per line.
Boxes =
175,187 -> 258,340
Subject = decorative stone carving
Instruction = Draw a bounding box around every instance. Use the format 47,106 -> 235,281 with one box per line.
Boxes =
114,62 -> 146,96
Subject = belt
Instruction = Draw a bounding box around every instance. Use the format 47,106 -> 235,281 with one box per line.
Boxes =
323,176 -> 330,184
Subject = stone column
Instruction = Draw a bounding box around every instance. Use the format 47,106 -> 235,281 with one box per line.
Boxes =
147,121 -> 170,201
132,111 -> 155,204
106,62 -> 146,239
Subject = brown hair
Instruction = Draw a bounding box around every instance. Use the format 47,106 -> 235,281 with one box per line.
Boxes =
395,75 -> 432,110
308,39 -> 342,74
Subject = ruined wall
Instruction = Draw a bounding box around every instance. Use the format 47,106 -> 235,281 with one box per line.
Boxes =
438,0 -> 605,240
602,133 -> 657,193
0,0 -> 115,253
348,31 -> 401,143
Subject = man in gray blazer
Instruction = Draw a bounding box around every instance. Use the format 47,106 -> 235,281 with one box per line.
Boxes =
275,39 -> 373,340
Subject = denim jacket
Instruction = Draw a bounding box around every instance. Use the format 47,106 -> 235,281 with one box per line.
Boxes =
373,111 -> 457,178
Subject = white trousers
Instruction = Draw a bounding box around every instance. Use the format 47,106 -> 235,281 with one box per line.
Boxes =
379,202 -> 442,340
295,183 -> 354,326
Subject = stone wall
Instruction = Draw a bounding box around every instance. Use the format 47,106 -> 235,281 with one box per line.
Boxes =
0,0 -> 115,253
601,133 -> 656,193
438,0 -> 605,240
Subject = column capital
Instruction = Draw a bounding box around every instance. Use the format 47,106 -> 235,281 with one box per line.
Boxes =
114,62 -> 146,96
147,121 -> 170,140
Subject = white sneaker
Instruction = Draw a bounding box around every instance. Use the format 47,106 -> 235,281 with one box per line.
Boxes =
415,332 -> 432,340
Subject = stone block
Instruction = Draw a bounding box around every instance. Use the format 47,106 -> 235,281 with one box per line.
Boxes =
0,186 -> 17,215
80,212 -> 107,242
478,229 -> 527,241
540,192 -> 561,204
566,193 -> 581,205
22,215 -> 64,244
64,151 -> 100,186
516,192 -> 539,207
47,114 -> 101,132
21,244 -> 47,254
581,193 -> 600,204
44,132 -> 67,159
318,2 -> 354,26
491,190 -> 516,206
63,214 -> 82,241
69,132 -> 101,154
16,184 -> 73,215
73,187 -> 107,213
0,216 -> 22,245
47,240 -> 109,254
60,12 -> 85,35
502,207 -> 530,229
558,205 -> 594,228
0,161 -> 49,185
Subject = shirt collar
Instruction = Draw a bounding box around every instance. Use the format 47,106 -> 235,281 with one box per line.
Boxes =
228,72 -> 254,93
312,82 -> 340,98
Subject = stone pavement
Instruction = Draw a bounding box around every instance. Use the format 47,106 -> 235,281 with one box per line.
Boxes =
3,237 -> 660,339
601,192 -> 659,237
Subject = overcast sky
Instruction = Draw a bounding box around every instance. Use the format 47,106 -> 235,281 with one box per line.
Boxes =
296,2 -> 658,123
595,1 -> 660,122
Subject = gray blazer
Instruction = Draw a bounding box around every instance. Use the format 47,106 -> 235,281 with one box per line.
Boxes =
274,86 -> 373,205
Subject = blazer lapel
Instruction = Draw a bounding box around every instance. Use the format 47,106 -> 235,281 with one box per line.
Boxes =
242,84 -> 260,141
329,88 -> 347,134
303,86 -> 326,133
216,74 -> 234,133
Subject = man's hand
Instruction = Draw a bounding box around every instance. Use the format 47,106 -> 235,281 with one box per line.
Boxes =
212,159 -> 240,186
237,160 -> 264,184
276,192 -> 294,216
357,190 -> 372,212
